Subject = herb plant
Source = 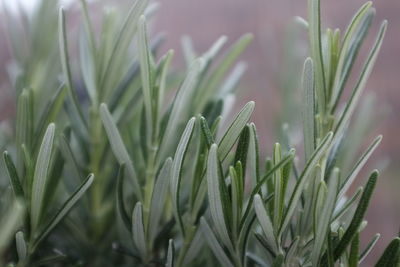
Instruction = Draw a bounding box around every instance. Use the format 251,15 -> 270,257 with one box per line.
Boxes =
0,0 -> 399,266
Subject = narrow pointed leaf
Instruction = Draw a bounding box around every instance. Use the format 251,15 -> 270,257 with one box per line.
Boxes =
312,168 -> 340,266
116,164 -> 130,230
160,59 -> 203,159
149,158 -> 172,243
32,174 -> 94,249
132,202 -> 147,259
59,8 -> 87,130
0,201 -> 24,252
15,231 -> 27,261
339,135 -> 382,197
254,194 -> 277,253
218,101 -> 255,161
100,103 -> 142,200
31,123 -> 56,232
359,234 -> 380,263
138,15 -> 154,142
3,151 -> 24,199
308,0 -> 327,112
200,218 -> 234,267
279,132 -> 333,236
170,118 -> 195,236
207,144 -> 232,249
302,58 -> 315,160
334,21 -> 387,141
166,239 -> 175,267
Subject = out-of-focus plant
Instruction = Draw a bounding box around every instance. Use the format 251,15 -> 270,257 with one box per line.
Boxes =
0,0 -> 399,266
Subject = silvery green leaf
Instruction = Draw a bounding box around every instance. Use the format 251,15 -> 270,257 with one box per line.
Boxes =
138,15 -> 155,142
157,50 -> 174,125
3,151 -> 24,199
322,170 -> 378,263
100,103 -> 142,200
99,0 -> 148,95
312,168 -> 339,266
308,0 -> 327,112
16,89 -> 33,174
254,194 -> 278,254
248,123 -> 260,185
59,135 -> 82,185
181,35 -> 196,66
241,149 -> 295,227
32,174 -> 94,250
166,239 -> 174,267
15,231 -> 27,261
31,123 -> 56,232
302,58 -> 315,161
332,187 -> 362,222
202,36 -> 227,63
339,135 -> 381,197
59,8 -> 87,130
218,101 -> 255,161
286,236 -> 300,264
170,117 -> 195,235
79,27 -> 97,104
313,181 -> 327,236
116,164 -> 130,230
329,2 -> 372,110
359,233 -> 380,264
0,201 -> 24,252
207,144 -> 232,250
331,9 -> 374,113
132,202 -> 147,259
34,86 -> 66,150
200,218 -> 234,267
334,21 -> 387,142
273,143 -> 283,228
159,59 -> 203,159
182,228 -> 205,266
229,167 -> 239,236
148,158 -> 172,244
279,131 -> 333,237
219,62 -> 247,97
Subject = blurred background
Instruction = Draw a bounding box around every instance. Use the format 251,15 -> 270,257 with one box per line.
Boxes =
0,0 -> 399,264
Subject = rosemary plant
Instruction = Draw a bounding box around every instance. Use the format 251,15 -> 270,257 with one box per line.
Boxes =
0,0 -> 399,266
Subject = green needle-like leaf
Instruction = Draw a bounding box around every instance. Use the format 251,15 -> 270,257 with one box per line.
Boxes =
334,21 -> 387,142
312,167 -> 339,266
200,217 -> 234,267
166,239 -> 175,267
3,151 -> 25,199
100,103 -> 142,200
32,174 -> 94,249
31,123 -> 56,232
132,202 -> 147,259
218,101 -> 255,161
170,117 -> 195,236
148,158 -> 172,244
302,58 -> 316,160
279,132 -> 333,236
254,194 -> 278,253
207,144 -> 233,250
59,8 -> 87,131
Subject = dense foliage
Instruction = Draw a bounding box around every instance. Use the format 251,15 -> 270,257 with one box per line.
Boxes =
0,0 -> 399,266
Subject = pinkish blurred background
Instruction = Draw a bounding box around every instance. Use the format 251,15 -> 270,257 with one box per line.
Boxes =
0,0 -> 399,264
